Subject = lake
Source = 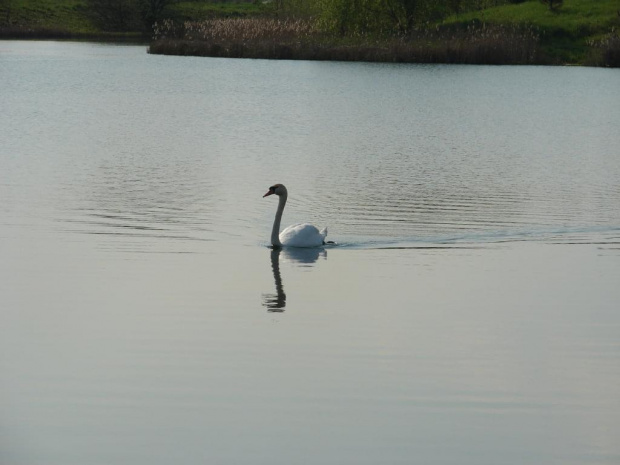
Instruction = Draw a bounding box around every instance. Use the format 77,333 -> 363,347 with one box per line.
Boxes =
1,40 -> 619,465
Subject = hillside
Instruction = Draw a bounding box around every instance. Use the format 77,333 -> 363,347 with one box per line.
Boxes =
0,0 -> 261,38
442,0 -> 620,64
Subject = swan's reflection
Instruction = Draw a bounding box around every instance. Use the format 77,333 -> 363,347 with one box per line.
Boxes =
262,247 -> 327,312
263,248 -> 286,312
282,246 -> 327,265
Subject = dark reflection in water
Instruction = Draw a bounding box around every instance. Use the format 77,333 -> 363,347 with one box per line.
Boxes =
262,247 -> 327,311
263,248 -> 286,312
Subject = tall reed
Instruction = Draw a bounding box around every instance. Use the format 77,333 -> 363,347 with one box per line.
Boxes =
587,32 -> 620,67
150,18 -> 542,65
153,18 -> 317,42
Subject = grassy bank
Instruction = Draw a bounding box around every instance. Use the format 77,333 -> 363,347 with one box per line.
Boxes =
147,0 -> 620,66
442,0 -> 620,65
0,0 -> 259,40
0,0 -> 96,35
2,0 -> 619,66
169,1 -> 263,21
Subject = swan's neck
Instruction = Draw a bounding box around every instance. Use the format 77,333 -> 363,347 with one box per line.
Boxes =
271,193 -> 286,247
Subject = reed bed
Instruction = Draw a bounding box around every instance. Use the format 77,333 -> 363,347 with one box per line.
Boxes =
153,18 -> 317,42
149,18 -> 543,65
587,32 -> 620,67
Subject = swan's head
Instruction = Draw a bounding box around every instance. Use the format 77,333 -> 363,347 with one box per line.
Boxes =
263,184 -> 287,198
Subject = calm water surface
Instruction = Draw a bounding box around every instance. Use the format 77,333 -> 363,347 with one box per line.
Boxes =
1,41 -> 620,465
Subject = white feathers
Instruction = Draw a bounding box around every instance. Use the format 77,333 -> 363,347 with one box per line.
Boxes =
279,224 -> 327,248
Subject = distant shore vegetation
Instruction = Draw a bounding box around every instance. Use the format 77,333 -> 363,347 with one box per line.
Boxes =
1,0 -> 619,66
149,17 -> 543,65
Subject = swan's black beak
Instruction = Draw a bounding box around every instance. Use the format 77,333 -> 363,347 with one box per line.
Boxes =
263,190 -> 273,198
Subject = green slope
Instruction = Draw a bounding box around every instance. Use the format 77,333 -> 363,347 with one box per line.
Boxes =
441,0 -> 620,63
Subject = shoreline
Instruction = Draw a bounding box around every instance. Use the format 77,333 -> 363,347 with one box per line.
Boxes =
2,26 -> 616,68
0,27 -> 146,43
147,38 -> 546,65
144,18 -> 616,67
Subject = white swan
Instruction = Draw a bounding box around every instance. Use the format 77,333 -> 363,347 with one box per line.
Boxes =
263,184 -> 327,248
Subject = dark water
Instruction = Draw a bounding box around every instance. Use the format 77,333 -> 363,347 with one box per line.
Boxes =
1,41 -> 619,465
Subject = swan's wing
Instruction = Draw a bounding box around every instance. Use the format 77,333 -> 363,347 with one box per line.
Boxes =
280,223 -> 326,247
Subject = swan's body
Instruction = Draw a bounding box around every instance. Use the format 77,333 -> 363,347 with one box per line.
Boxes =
264,184 -> 327,248
279,223 -> 327,247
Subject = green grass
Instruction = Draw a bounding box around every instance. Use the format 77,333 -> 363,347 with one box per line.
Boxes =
441,0 -> 620,63
0,0 -> 98,33
2,0 -> 619,65
0,0 -> 262,37
171,1 -> 265,21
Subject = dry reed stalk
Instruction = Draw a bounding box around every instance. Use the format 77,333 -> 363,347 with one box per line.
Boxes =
151,19 -> 541,65
588,31 -> 620,67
